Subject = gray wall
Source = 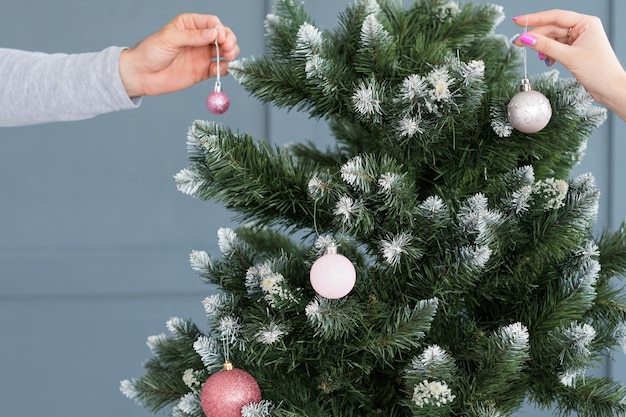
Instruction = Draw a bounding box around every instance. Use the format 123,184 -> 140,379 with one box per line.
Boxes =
0,1 -> 623,416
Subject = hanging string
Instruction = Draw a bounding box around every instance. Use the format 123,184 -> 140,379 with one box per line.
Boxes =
522,16 -> 529,80
214,39 -> 222,91
313,200 -> 320,237
222,336 -> 229,362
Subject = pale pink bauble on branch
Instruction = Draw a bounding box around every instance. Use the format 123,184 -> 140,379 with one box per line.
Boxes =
200,361 -> 261,417
507,78 -> 552,133
309,246 -> 356,299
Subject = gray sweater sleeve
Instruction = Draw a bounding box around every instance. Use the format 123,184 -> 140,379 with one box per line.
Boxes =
0,46 -> 141,127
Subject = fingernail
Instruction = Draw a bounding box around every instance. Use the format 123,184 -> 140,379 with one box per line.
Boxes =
538,52 -> 546,60
512,35 -> 520,44
512,15 -> 523,21
519,33 -> 537,46
544,58 -> 551,66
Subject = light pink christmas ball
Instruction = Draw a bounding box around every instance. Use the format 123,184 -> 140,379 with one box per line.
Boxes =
206,90 -> 231,114
507,88 -> 552,133
309,252 -> 356,299
200,365 -> 261,417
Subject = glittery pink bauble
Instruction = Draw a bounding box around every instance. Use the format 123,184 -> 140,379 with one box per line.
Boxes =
206,91 -> 230,114
310,253 -> 356,299
507,90 -> 552,133
200,367 -> 261,417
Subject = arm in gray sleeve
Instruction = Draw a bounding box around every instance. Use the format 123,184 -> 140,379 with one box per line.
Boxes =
0,46 -> 141,127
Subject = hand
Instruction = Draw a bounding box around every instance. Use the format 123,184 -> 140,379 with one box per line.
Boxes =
118,13 -> 239,98
512,10 -> 626,117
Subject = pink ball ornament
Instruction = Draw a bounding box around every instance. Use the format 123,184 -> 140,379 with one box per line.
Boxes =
206,88 -> 230,115
310,246 -> 356,299
507,79 -> 552,133
200,361 -> 261,417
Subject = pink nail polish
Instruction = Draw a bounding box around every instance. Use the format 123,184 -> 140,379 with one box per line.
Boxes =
512,15 -> 523,21
538,52 -> 546,60
519,33 -> 537,46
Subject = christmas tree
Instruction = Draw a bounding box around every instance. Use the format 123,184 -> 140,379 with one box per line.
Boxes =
121,1 -> 626,416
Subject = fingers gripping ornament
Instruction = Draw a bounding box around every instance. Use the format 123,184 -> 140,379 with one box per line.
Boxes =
310,245 -> 356,299
200,360 -> 261,417
206,38 -> 230,115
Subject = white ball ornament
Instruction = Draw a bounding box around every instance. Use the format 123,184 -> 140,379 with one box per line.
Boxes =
310,245 -> 356,299
507,79 -> 552,133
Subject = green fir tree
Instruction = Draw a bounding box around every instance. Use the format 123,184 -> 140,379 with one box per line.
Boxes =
121,1 -> 626,416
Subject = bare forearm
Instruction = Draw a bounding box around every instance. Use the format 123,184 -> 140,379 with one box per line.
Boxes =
598,70 -> 626,122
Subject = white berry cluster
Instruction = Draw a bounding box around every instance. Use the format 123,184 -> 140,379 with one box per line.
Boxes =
412,379 -> 456,407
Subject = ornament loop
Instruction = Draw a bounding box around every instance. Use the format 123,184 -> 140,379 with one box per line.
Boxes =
214,38 -> 221,85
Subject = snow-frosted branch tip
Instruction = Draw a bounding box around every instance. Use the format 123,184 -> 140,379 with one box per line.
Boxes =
427,66 -> 453,103
296,22 -> 323,54
500,322 -> 529,348
341,155 -> 371,192
397,117 -> 424,137
190,250 -> 212,274
193,335 -> 221,369
119,379 -> 139,401
219,315 -> 242,344
217,227 -> 238,255
436,1 -> 460,21
357,0 -> 382,15
255,322 -> 288,345
361,14 -> 389,45
242,399 -> 273,417
314,235 -> 338,255
146,333 -> 168,353
380,233 -> 412,266
352,80 -> 383,121
378,172 -> 403,193
307,174 -> 329,199
176,392 -> 202,415
412,345 -> 451,371
166,317 -> 188,335
202,293 -> 230,316
420,196 -> 446,213
174,168 -> 206,197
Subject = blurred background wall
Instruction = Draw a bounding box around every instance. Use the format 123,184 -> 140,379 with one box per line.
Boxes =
1,1 -> 623,416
